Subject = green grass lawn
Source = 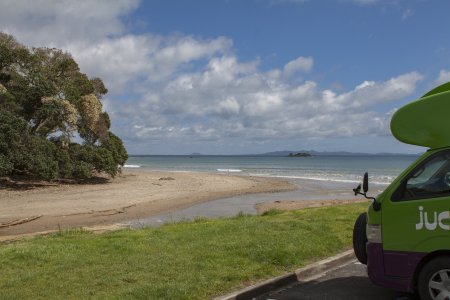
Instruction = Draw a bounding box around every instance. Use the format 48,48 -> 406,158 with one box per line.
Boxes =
0,202 -> 367,299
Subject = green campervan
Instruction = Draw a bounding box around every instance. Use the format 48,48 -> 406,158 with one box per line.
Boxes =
352,82 -> 450,300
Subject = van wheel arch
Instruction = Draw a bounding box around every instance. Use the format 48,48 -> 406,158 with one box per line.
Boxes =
413,251 -> 450,290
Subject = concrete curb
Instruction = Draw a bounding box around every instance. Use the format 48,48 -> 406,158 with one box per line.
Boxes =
214,249 -> 356,300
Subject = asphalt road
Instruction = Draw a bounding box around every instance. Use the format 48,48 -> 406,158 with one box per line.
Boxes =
256,261 -> 419,300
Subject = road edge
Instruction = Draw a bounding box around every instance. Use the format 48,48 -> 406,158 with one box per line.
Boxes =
214,249 -> 356,300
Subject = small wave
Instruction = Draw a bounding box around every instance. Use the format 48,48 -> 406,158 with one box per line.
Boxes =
124,164 -> 141,168
248,173 -> 390,185
217,169 -> 243,173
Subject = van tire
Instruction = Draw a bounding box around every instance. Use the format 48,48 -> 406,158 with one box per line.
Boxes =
418,256 -> 450,300
353,212 -> 367,265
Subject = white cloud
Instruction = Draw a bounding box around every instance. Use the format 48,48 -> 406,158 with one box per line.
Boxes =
215,97 -> 241,117
0,0 -> 140,46
69,34 -> 232,93
119,59 -> 423,143
436,70 -> 450,85
67,35 -> 159,91
150,36 -> 233,81
283,56 -> 314,77
332,72 -> 423,110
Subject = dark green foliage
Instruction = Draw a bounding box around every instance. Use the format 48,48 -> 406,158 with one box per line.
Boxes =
0,90 -> 21,113
0,33 -> 128,180
101,132 -> 128,168
72,160 -> 93,179
0,153 -> 13,176
0,111 -> 58,180
54,148 -> 73,179
92,147 -> 117,177
25,136 -> 59,180
0,111 -> 29,174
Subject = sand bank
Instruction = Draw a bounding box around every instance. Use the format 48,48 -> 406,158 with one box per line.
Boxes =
0,171 -> 295,236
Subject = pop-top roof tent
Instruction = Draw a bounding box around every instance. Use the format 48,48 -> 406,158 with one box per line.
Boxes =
390,82 -> 450,149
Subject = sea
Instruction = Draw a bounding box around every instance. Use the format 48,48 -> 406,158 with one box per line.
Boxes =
124,155 -> 419,186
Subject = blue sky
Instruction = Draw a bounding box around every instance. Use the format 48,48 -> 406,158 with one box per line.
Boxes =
1,0 -> 450,154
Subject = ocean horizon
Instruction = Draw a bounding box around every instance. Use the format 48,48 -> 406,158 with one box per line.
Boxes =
124,154 -> 419,186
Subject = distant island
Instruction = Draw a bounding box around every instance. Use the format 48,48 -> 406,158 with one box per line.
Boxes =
288,152 -> 312,157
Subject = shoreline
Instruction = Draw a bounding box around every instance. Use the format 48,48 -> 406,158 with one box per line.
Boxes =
0,170 -> 296,236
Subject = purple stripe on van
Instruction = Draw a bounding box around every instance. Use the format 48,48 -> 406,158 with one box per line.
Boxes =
366,242 -> 426,293
384,249 -> 426,278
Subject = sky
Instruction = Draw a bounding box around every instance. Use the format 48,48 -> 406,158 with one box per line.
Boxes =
1,0 -> 450,155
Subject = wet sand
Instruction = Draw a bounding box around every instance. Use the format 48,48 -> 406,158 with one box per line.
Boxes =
0,171 -> 295,237
127,178 -> 375,228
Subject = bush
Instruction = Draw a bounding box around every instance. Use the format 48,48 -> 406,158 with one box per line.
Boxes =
55,149 -> 73,179
72,160 -> 93,179
0,154 -> 13,176
25,136 -> 59,180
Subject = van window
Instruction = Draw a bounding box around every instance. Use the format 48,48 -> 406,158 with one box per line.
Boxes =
395,151 -> 450,201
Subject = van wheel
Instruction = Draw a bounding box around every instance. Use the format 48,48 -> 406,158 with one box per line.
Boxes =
353,212 -> 367,265
418,256 -> 450,300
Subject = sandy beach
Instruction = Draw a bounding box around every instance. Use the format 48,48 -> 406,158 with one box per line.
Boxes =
0,171 -> 295,236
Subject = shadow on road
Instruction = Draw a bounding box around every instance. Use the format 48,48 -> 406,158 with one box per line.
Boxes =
257,262 -> 419,300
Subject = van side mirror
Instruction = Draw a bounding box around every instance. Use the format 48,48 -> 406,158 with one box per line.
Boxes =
353,172 -> 381,212
363,172 -> 369,193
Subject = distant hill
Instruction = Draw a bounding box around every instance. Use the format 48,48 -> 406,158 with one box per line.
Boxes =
129,150 -> 421,157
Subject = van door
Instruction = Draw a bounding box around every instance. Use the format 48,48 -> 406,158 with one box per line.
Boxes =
382,150 -> 450,277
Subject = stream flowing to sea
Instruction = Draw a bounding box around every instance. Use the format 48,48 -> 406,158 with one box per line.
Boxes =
124,155 -> 419,227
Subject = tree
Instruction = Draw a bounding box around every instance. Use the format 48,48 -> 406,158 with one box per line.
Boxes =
0,33 -> 128,180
